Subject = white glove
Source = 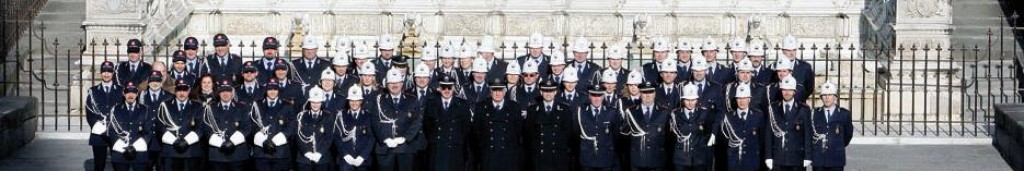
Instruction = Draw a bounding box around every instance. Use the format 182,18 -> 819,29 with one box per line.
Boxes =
184,132 -> 199,145
254,132 -> 269,147
707,134 -> 716,146
112,139 -> 128,153
765,159 -> 774,170
272,133 -> 288,146
384,138 -> 399,148
394,137 -> 406,145
343,155 -> 356,165
91,121 -> 107,135
353,156 -> 366,167
132,138 -> 148,152
208,134 -> 225,147
803,160 -> 812,167
229,131 -> 246,145
161,132 -> 177,144
304,152 -> 323,163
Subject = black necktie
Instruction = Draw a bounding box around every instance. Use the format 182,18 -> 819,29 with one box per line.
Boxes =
594,108 -> 600,117
644,107 -> 651,120
307,61 -> 313,69
546,105 -> 552,113
444,101 -> 450,110
269,101 -> 275,108
527,86 -> 533,93
567,94 -> 574,102
685,110 -> 691,119
266,62 -> 273,70
476,86 -> 482,93
785,104 -> 791,114
741,112 -> 747,121
698,84 -> 704,94
248,86 -> 254,94
104,86 -> 110,93
179,103 -> 185,111
826,110 -> 832,123
393,98 -> 399,105
221,58 -> 227,66
365,89 -> 370,95
419,90 -> 425,98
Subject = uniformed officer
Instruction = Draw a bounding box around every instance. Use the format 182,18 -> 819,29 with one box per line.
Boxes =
295,87 -> 336,171
86,61 -> 123,171
373,69 -> 424,171
619,70 -> 645,109
155,79 -> 203,171
746,46 -> 773,86
117,39 -> 154,86
699,37 -> 735,85
294,38 -> 331,86
423,75 -> 472,171
463,58 -> 491,104
517,32 -> 551,78
142,71 -> 173,117
770,61 -> 809,103
434,46 -> 461,87
182,37 -> 207,76
570,37 -> 601,88
725,58 -> 767,112
688,59 -> 725,115
716,84 -> 766,171
598,69 -> 622,108
107,82 -> 154,171
504,62 -> 522,90
642,37 -> 672,83
192,74 -> 218,103
727,38 -> 748,68
332,52 -> 359,93
236,61 -> 263,104
270,60 -> 304,107
472,78 -> 524,171
410,63 -> 437,105
334,86 -> 376,171
476,36 -> 508,82
547,52 -> 568,85
776,35 -> 815,98
306,69 -> 345,113
671,84 -> 717,171
656,59 -> 681,111
256,37 -> 283,83
524,79 -> 573,171
391,56 -> 413,88
557,66 -> 587,107
764,73 -> 812,171
205,34 -> 243,82
808,81 -> 853,171
573,84 -> 622,171
601,46 -> 631,92
169,50 -> 198,86
374,35 -> 404,80
623,81 -> 671,171
674,40 -> 695,83
457,44 -> 477,83
357,63 -> 381,103
514,61 -> 543,107
203,79 -> 253,171
251,79 -> 296,171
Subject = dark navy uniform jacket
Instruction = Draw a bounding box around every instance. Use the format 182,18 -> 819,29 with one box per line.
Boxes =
726,82 -> 768,112
107,102 -> 154,163
523,102 -> 573,171
670,108 -> 716,166
809,107 -> 854,168
706,62 -> 736,86
765,101 -> 812,166
203,101 -> 254,162
472,99 -> 524,171
689,81 -> 726,116
204,53 -> 243,81
295,110 -> 336,165
571,105 -> 622,168
556,90 -> 588,107
624,105 -> 671,168
372,93 -> 424,154
715,109 -> 767,171
513,84 -> 542,108
168,71 -> 198,87
423,97 -> 472,171
334,108 -> 376,169
674,62 -> 693,83
250,99 -> 295,159
253,58 -> 281,83
516,54 -> 551,78
156,99 -> 204,158
750,66 -> 773,86
292,57 -> 331,85
234,83 -> 264,104
655,84 -> 681,111
116,61 -> 153,86
462,83 -> 491,104
86,84 -> 123,146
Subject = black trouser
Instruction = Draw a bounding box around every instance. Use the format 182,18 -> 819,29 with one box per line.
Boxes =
674,164 -> 711,171
812,166 -> 844,171
92,146 -> 108,171
296,163 -> 333,171
209,161 -> 248,171
582,167 -> 616,171
376,153 -> 417,171
631,167 -> 665,171
253,158 -> 292,171
160,157 -> 201,171
111,162 -> 147,171
773,165 -> 805,171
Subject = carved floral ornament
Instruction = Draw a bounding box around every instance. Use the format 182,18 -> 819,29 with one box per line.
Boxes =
902,0 -> 949,18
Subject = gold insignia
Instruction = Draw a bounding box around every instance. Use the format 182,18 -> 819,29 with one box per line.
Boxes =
699,125 -> 704,131
362,129 -> 367,135
320,126 -> 325,133
279,119 -> 284,125
234,122 -> 239,128
796,125 -> 801,131
191,120 -> 196,127
835,128 -> 840,134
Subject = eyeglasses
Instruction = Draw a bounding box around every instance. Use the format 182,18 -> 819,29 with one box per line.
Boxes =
524,74 -> 538,77
439,86 -> 453,90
